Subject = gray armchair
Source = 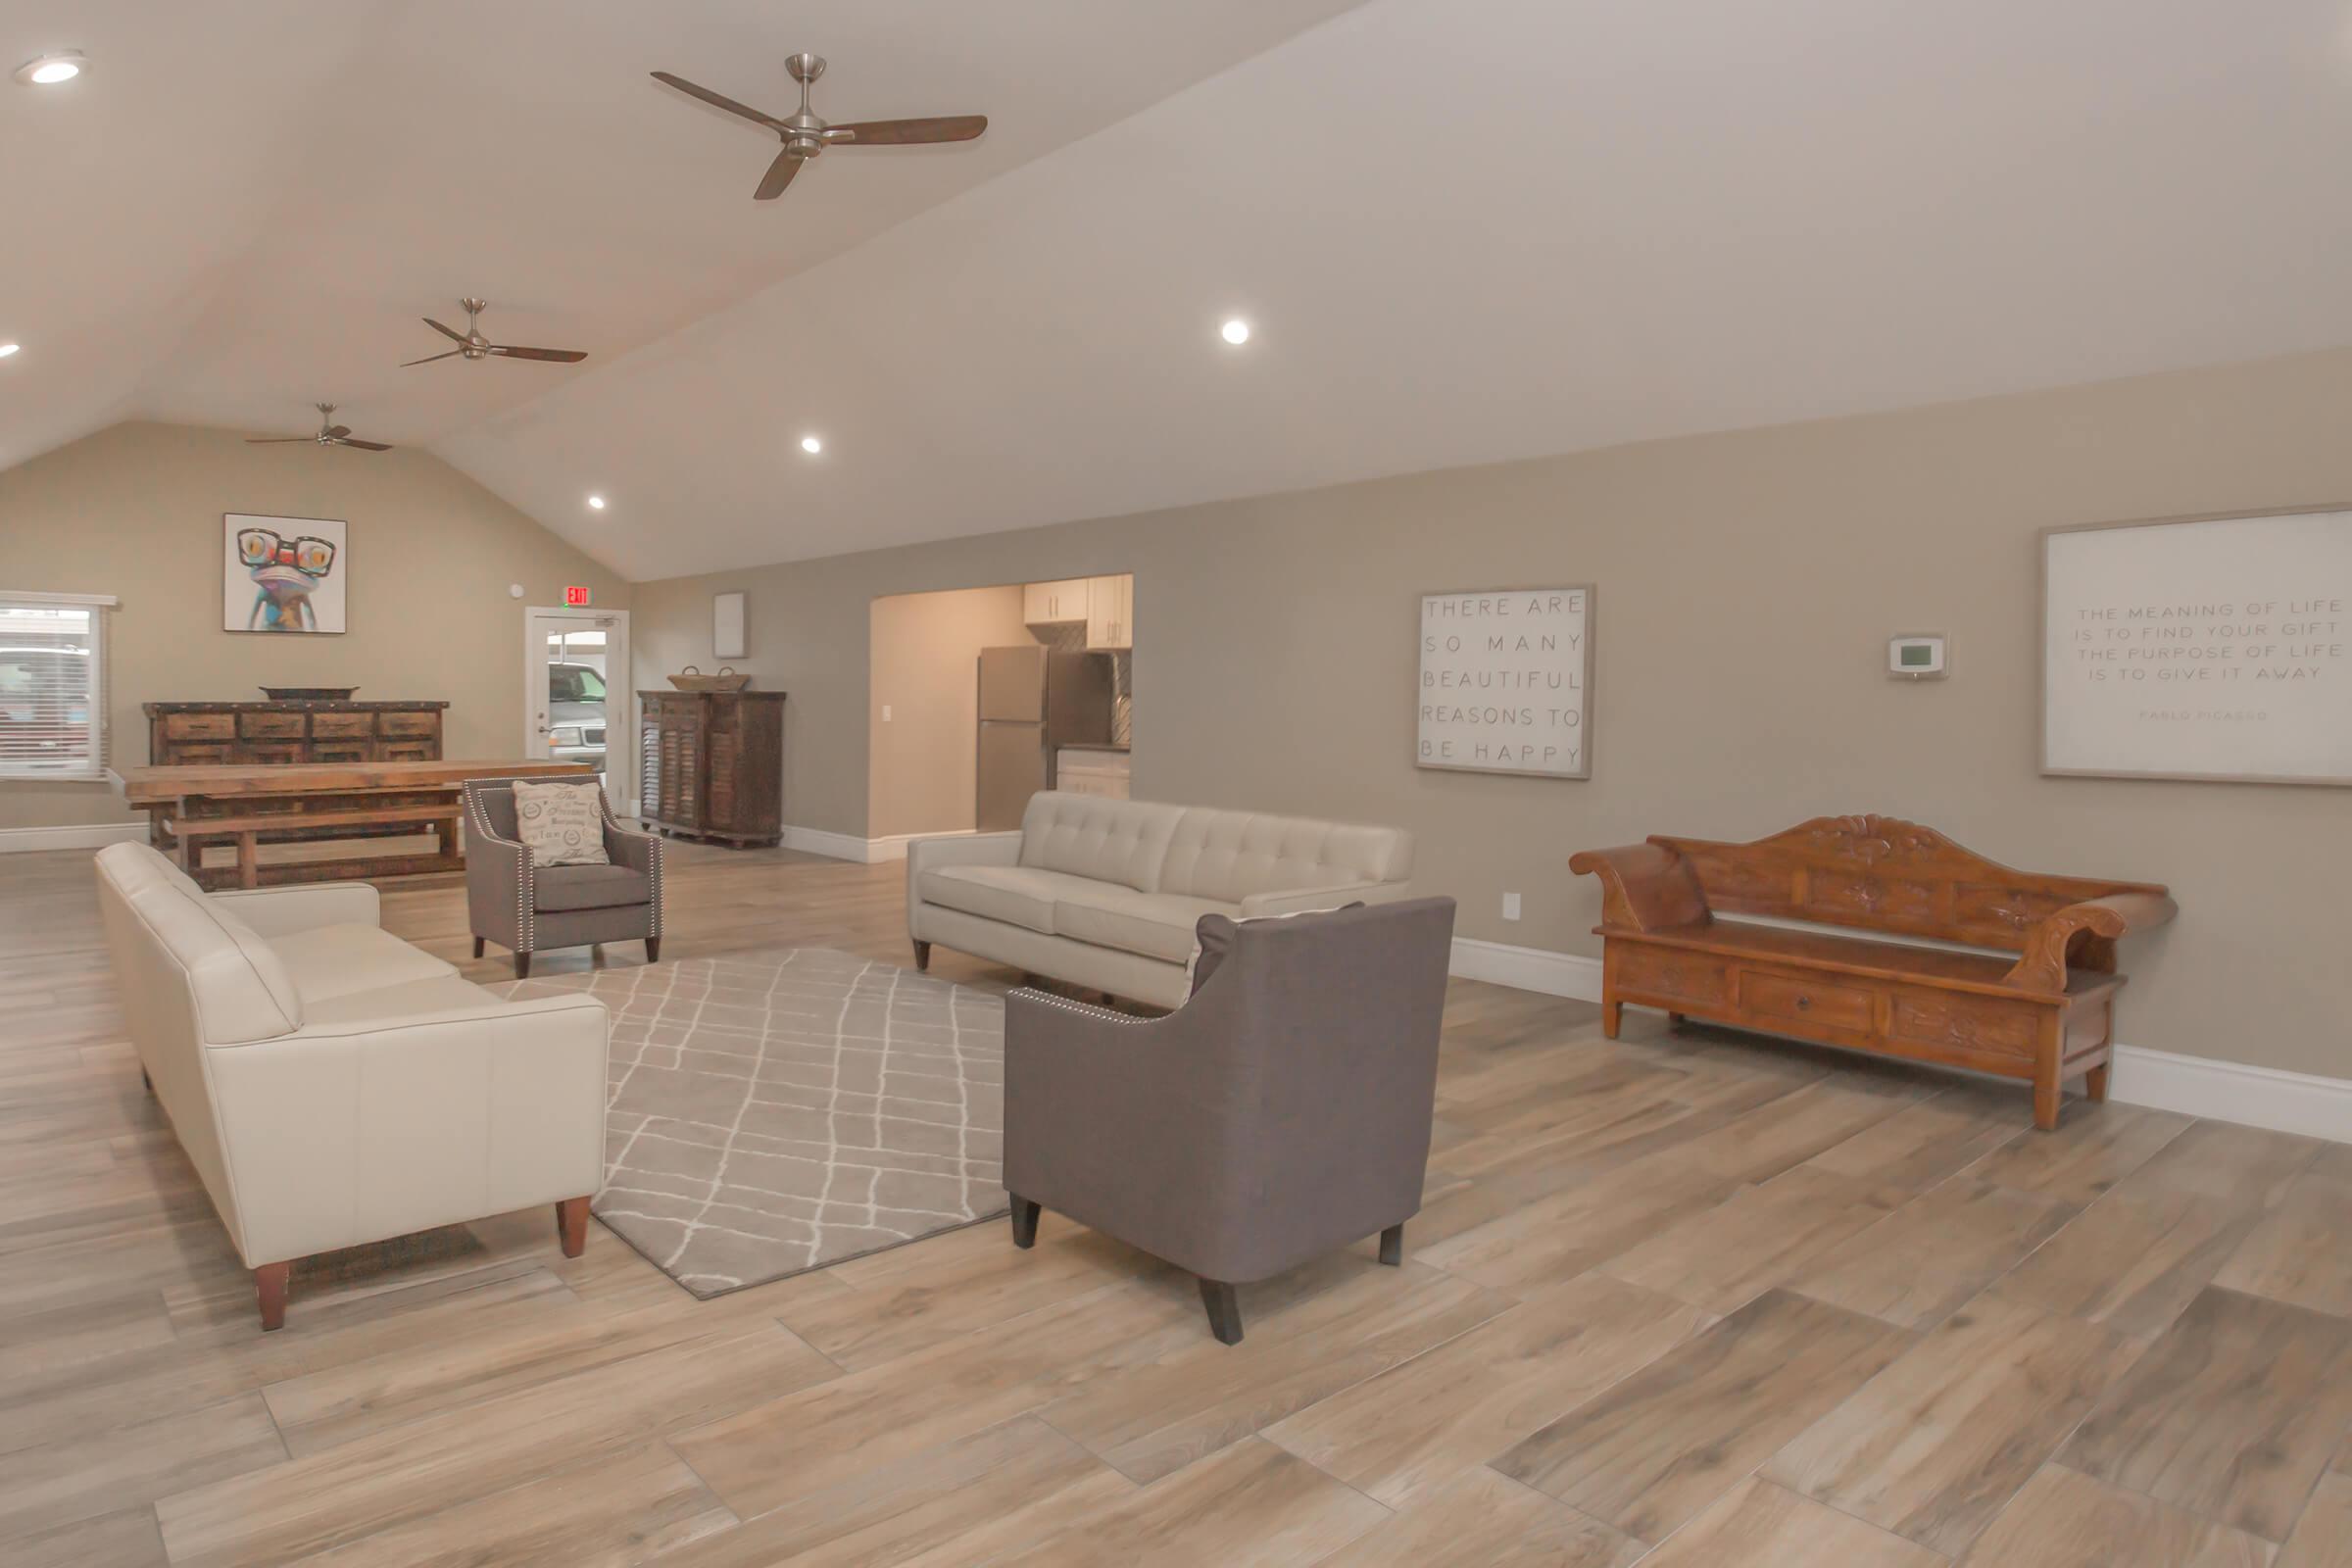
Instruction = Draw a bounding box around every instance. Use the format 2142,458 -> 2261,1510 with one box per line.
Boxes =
1003,897 -> 1456,1344
462,778 -> 663,979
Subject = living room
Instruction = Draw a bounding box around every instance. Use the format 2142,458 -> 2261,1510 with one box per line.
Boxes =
4,4 -> 2350,1565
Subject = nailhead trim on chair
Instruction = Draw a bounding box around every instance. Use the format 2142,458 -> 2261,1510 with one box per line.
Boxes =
598,793 -> 662,937
462,780 -> 535,956
1010,988 -> 1160,1028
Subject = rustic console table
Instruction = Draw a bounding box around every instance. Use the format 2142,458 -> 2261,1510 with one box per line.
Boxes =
119,759 -> 592,890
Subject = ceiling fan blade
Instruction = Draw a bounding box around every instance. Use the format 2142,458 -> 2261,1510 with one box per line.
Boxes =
485,344 -> 589,363
422,317 -> 468,344
831,115 -> 987,146
245,436 -> 310,444
402,350 -> 462,367
652,72 -> 781,128
755,147 -> 805,201
323,424 -> 352,440
335,437 -> 394,452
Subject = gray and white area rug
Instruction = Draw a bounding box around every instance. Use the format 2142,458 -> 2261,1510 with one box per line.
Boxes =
502,947 -> 1005,1298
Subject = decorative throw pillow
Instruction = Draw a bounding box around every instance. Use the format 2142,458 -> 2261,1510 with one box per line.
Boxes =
511,779 -> 611,867
1186,902 -> 1366,997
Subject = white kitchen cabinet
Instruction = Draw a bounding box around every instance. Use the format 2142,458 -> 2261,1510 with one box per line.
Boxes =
1023,579 -> 1090,625
1057,747 -> 1131,799
1085,574 -> 1133,650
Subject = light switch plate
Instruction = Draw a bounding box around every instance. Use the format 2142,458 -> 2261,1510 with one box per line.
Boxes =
1502,892 -> 1522,921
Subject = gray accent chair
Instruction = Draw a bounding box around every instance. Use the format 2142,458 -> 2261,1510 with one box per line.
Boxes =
1002,896 -> 1457,1345
463,778 -> 663,979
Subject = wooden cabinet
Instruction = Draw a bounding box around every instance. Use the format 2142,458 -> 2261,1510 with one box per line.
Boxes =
638,690 -> 786,847
1022,579 -> 1091,625
145,702 -> 446,767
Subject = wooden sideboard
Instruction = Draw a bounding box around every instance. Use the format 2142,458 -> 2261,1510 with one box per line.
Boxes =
145,701 -> 447,767
1571,815 -> 2178,1130
638,690 -> 786,847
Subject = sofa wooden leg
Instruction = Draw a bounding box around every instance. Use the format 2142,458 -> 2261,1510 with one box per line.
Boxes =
1379,1223 -> 1404,1266
141,1067 -> 153,1095
1009,1195 -> 1041,1250
1199,1278 -> 1244,1346
912,940 -> 931,971
514,952 -> 532,980
2083,1059 -> 2111,1103
645,937 -> 662,963
1600,999 -> 1623,1039
1666,1011 -> 1687,1027
557,1197 -> 591,1258
256,1261 -> 290,1332
472,936 -> 486,958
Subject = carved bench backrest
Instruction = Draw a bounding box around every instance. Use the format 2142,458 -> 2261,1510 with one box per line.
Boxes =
1652,815 -> 2167,954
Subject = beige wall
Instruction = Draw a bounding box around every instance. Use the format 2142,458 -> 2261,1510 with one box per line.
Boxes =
641,347 -> 2352,1081
0,421 -> 631,829
867,585 -> 1031,838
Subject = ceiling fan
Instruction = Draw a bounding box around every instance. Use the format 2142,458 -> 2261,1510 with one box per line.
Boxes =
403,299 -> 588,368
653,53 -> 987,201
245,404 -> 392,452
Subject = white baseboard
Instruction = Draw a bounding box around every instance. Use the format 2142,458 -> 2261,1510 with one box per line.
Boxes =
1443,936 -> 2348,1144
0,821 -> 149,854
1448,936 -> 1603,1001
780,826 -> 977,864
779,825 -> 878,863
865,829 -> 974,864
2109,1045 -> 2352,1144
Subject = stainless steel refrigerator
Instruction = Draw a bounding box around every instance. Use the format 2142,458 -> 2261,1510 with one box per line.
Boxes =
977,646 -> 1114,831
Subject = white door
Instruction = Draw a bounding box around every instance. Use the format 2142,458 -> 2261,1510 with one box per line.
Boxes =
522,607 -> 631,806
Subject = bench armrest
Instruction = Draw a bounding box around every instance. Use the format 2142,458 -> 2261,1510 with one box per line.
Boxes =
2004,891 -> 2179,992
208,882 -> 381,936
1568,843 -> 1712,932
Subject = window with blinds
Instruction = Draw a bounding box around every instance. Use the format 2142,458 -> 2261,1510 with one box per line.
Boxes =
0,592 -> 113,779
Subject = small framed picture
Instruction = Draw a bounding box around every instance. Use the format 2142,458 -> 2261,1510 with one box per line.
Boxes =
713,590 -> 747,660
224,514 -> 347,634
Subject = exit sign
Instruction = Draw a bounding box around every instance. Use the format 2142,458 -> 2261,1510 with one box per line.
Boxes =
564,585 -> 592,607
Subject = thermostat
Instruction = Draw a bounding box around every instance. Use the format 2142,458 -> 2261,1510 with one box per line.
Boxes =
1888,633 -> 1947,679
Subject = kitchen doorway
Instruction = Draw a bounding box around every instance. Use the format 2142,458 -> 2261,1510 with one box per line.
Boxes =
521,606 -> 631,808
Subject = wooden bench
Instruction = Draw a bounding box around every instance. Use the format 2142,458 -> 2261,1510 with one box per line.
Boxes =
172,804 -> 461,889
1570,814 -> 2178,1130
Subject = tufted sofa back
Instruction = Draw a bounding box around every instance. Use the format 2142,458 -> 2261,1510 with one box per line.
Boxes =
1017,793 -> 1187,892
1158,806 -> 1414,903
1014,792 -> 1412,903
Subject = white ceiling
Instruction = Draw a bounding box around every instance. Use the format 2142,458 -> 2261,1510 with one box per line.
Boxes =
10,0 -> 2352,579
0,0 -> 1365,467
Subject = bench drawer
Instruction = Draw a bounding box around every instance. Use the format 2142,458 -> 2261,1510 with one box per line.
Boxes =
1615,945 -> 1731,1005
1889,990 -> 2040,1062
311,711 -> 375,738
238,711 -> 307,738
379,711 -> 440,737
1740,971 -> 1875,1034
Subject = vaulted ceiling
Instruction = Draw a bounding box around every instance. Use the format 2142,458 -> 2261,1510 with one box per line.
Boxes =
9,0 -> 2352,579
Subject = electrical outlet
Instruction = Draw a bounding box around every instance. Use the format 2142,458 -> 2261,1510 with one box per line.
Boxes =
1501,892 -> 1521,921
881,705 -> 893,721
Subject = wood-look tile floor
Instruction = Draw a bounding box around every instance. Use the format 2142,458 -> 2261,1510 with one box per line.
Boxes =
5,841 -> 2348,1566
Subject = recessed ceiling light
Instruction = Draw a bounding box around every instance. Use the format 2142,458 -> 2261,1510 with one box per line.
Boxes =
800,435 -> 822,455
586,494 -> 606,510
1220,318 -> 1251,346
0,343 -> 19,360
14,52 -> 88,87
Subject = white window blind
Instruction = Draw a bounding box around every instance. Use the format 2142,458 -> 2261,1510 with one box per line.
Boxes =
0,591 -> 114,779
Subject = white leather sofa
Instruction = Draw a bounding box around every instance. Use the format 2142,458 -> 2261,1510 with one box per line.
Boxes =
93,842 -> 608,1330
906,792 -> 1416,1008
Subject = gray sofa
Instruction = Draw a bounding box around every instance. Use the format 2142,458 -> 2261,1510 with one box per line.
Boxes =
1003,897 -> 1459,1343
906,792 -> 1416,1007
